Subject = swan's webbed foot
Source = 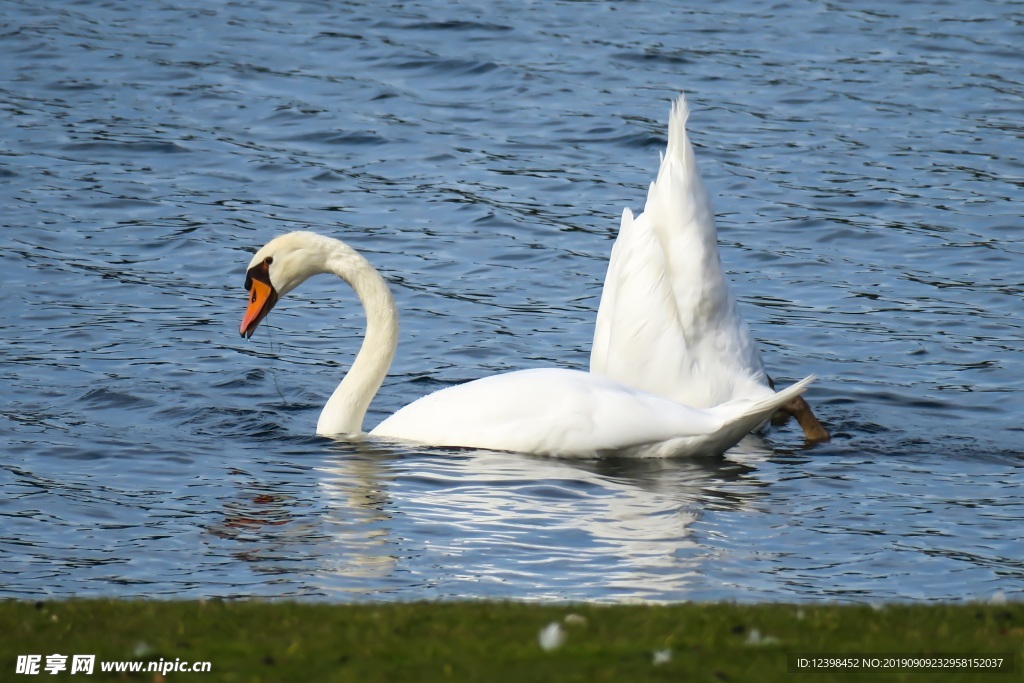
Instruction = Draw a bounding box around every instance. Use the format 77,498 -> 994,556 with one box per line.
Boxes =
767,376 -> 830,443
780,394 -> 831,443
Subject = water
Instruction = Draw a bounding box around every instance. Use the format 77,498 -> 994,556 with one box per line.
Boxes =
2,0 -> 1022,603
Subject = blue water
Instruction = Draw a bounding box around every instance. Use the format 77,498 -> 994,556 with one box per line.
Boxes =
2,0 -> 1022,603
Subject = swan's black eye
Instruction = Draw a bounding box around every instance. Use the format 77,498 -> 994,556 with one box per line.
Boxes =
264,256 -> 273,265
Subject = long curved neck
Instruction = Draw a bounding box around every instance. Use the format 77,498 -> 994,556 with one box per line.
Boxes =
315,241 -> 398,436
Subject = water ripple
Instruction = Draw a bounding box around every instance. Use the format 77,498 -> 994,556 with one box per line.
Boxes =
1,0 -> 1022,603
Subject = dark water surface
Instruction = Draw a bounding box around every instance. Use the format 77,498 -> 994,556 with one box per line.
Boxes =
2,0 -> 1022,602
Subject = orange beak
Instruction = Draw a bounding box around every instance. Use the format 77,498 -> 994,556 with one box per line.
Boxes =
240,279 -> 279,339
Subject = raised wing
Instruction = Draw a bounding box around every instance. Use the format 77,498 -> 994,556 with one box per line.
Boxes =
590,94 -> 770,408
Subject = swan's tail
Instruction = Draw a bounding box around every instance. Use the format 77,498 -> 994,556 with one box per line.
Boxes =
705,376 -> 817,451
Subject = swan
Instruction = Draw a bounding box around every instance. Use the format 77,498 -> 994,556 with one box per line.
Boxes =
590,94 -> 829,441
240,231 -> 814,457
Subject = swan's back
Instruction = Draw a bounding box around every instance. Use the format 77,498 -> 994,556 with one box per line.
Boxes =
590,95 -> 770,408
371,368 -> 812,458
371,368 -> 732,457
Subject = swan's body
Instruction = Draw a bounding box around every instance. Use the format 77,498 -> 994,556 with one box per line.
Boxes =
240,231 -> 813,458
375,367 -> 813,458
591,95 -> 828,440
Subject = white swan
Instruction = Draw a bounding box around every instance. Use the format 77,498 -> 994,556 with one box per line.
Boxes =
240,231 -> 814,457
590,94 -> 829,441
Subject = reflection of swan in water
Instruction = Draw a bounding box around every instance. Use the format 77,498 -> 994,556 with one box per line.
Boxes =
204,441 -> 403,598
314,445 -> 764,601
313,441 -> 400,595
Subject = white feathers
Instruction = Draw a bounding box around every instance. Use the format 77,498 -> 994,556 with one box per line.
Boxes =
591,93 -> 773,409
372,368 -> 813,458
538,622 -> 566,651
745,628 -> 780,646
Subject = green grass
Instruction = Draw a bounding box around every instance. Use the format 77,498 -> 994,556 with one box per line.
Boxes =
2,600 -> 1021,681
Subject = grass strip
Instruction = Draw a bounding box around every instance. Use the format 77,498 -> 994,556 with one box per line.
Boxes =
2,600 -> 1021,681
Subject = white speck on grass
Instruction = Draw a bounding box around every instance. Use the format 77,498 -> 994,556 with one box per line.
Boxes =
652,649 -> 672,665
539,622 -> 565,651
990,590 -> 1007,605
745,629 -> 779,646
133,642 -> 152,658
564,613 -> 587,626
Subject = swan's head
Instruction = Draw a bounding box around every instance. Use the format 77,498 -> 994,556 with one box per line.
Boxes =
240,231 -> 331,339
